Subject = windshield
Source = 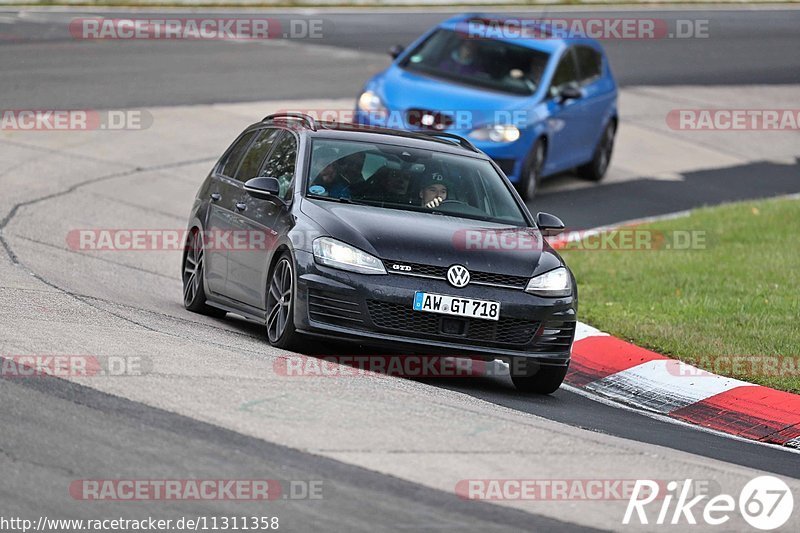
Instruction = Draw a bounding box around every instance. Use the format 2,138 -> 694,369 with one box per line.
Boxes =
399,29 -> 550,96
306,139 -> 529,226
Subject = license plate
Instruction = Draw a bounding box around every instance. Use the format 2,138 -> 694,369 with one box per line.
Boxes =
413,292 -> 500,321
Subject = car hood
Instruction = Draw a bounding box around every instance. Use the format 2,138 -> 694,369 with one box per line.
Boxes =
301,198 -> 562,278
376,66 -> 532,128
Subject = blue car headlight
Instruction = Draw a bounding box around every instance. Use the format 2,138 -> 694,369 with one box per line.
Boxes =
357,90 -> 388,119
469,124 -> 521,143
313,237 -> 387,275
525,267 -> 571,297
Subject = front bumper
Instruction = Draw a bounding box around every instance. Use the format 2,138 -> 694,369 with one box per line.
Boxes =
293,250 -> 575,365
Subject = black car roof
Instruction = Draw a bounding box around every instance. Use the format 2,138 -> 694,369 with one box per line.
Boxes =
254,115 -> 489,159
311,124 -> 487,157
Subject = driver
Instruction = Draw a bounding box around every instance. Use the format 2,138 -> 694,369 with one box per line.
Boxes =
437,40 -> 483,77
419,173 -> 450,208
311,160 -> 351,199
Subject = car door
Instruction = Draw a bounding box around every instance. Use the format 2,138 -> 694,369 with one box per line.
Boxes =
204,129 -> 258,296
574,45 -> 614,159
225,130 -> 297,309
543,47 -> 593,173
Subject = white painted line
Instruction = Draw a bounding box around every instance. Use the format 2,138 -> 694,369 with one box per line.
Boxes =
584,359 -> 756,414
573,321 -> 608,342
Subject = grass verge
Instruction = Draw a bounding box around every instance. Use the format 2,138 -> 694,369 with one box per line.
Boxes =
560,196 -> 800,393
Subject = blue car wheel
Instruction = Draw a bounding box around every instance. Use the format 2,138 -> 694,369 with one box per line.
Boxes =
518,138 -> 546,201
578,121 -> 616,182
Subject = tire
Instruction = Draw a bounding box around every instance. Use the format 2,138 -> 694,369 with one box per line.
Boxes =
182,228 -> 227,318
517,138 -> 545,201
509,358 -> 569,394
265,252 -> 302,350
578,121 -> 616,182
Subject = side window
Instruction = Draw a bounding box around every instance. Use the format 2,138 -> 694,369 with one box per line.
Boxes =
548,48 -> 579,98
576,46 -> 602,84
219,130 -> 256,178
260,132 -> 298,202
234,128 -> 280,182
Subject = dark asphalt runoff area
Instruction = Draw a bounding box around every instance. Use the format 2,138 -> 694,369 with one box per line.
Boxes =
1,367 -> 588,532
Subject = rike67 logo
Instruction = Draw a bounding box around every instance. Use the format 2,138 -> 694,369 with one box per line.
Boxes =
624,476 -> 794,530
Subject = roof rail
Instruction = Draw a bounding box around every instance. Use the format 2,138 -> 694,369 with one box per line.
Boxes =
262,113 -> 317,131
415,131 -> 480,153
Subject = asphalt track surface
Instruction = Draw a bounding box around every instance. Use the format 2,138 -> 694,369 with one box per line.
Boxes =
1,372 -> 586,532
2,8 -> 800,109
1,6 -> 799,532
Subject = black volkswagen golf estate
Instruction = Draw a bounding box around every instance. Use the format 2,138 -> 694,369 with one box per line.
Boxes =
183,113 -> 577,393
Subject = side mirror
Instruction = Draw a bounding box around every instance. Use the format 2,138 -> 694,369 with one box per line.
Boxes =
536,212 -> 565,237
389,44 -> 405,59
244,177 -> 280,200
557,85 -> 582,102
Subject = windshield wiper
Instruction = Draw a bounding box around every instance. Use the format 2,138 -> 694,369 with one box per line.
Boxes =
306,194 -> 368,206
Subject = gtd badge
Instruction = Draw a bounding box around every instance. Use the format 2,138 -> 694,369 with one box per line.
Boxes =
392,264 -> 412,272
447,265 -> 470,288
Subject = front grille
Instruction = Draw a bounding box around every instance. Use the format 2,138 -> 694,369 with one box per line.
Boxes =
367,300 -> 538,346
471,271 -> 529,289
384,260 -> 528,289
406,109 -> 453,130
529,320 -> 576,353
308,289 -> 365,328
385,261 -> 447,279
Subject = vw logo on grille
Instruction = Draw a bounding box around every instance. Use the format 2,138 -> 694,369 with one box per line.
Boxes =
447,265 -> 470,288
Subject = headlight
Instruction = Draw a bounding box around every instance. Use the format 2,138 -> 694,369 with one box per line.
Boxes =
469,124 -> 521,143
525,267 -> 571,297
357,90 -> 388,118
312,237 -> 386,275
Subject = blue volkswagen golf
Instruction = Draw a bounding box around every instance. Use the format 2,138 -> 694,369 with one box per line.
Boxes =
355,14 -> 618,199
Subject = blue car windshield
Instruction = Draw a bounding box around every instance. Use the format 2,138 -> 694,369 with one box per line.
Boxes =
306,139 -> 529,226
400,29 -> 550,96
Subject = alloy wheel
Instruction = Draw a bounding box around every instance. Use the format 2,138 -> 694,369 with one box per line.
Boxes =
183,231 -> 203,307
267,258 -> 293,343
